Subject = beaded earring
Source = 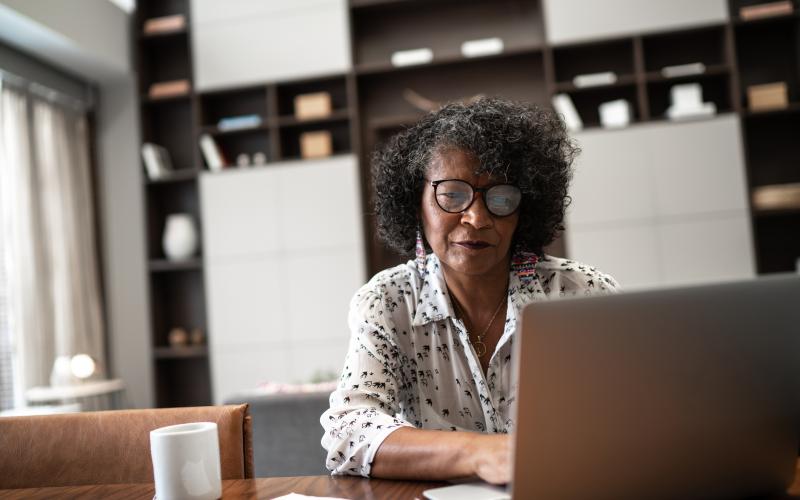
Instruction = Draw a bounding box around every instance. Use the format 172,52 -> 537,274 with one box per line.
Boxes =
416,228 -> 427,275
511,251 -> 539,284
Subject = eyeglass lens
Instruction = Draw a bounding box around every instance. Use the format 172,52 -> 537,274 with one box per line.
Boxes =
434,180 -> 521,216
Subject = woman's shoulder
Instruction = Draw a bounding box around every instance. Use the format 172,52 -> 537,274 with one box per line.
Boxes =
534,255 -> 621,295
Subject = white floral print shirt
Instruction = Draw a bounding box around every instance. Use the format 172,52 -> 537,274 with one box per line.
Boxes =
320,253 -> 620,477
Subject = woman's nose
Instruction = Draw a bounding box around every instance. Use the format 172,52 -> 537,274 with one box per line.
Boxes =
460,193 -> 492,229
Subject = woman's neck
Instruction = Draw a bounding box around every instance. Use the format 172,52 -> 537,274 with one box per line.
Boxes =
441,255 -> 511,316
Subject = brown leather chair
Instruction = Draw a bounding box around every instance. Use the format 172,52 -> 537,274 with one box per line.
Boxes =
0,404 -> 254,488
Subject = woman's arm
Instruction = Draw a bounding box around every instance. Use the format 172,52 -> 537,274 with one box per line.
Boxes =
371,427 -> 511,484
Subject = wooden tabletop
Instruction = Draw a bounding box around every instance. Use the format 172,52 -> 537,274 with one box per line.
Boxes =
3,465 -> 800,500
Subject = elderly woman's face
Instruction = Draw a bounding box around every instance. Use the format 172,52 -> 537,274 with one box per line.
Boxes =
420,148 -> 519,278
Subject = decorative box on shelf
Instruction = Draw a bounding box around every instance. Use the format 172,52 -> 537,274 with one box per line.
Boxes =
300,131 -> 333,159
294,92 -> 332,120
739,0 -> 794,21
752,183 -> 800,211
142,14 -> 186,35
748,82 -> 789,111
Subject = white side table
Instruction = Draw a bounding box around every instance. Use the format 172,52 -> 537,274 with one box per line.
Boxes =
25,379 -> 126,411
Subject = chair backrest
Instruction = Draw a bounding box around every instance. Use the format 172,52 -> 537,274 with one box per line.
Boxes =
0,404 -> 253,488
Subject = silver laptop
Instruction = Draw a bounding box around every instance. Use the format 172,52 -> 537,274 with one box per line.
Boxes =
513,274 -> 800,499
426,274 -> 800,500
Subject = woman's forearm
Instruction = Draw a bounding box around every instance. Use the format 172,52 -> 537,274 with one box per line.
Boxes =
370,427 -> 510,483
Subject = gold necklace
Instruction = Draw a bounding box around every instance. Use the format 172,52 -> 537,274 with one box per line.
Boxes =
452,294 -> 506,358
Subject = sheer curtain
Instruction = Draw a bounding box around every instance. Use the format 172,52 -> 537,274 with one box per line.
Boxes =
0,78 -> 105,403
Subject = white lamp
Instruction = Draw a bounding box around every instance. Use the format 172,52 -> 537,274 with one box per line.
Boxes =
50,354 -> 99,387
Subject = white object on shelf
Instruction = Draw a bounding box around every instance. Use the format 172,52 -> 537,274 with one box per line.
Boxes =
552,93 -> 583,132
661,62 -> 706,79
236,153 -> 250,167
666,83 -> 717,121
199,133 -> 225,172
391,48 -> 434,67
163,213 -> 200,261
599,99 -> 631,129
573,71 -> 617,88
460,37 -> 504,58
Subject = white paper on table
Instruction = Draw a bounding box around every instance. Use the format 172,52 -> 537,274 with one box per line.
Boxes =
270,493 -> 348,500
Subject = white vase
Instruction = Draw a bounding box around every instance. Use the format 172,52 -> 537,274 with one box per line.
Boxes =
163,213 -> 199,261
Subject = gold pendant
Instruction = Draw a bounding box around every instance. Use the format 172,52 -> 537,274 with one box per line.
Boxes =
473,341 -> 487,357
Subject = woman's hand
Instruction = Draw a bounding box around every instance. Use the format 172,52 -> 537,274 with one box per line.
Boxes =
467,433 -> 512,484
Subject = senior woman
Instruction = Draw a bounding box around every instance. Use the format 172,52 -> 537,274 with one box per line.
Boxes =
321,97 -> 619,484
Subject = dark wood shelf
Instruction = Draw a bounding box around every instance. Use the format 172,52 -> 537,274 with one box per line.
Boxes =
277,109 -> 351,127
644,64 -> 731,83
743,102 -> 800,118
753,207 -> 800,217
355,44 -> 543,76
554,74 -> 637,93
368,113 -> 425,131
153,345 -> 208,359
144,169 -> 198,185
141,92 -> 192,105
149,258 -> 203,272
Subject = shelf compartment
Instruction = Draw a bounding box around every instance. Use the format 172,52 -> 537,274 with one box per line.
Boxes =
141,98 -> 195,170
137,0 -> 187,26
752,212 -> 800,273
155,357 -> 212,407
277,109 -> 350,128
154,345 -> 208,359
149,270 -> 207,347
355,44 -> 543,75
276,76 -> 348,118
146,181 -> 201,261
358,52 -> 547,122
210,129 -> 272,165
199,86 -> 269,128
559,84 -> 640,129
552,38 -> 635,84
150,258 -> 203,272
734,16 -> 800,108
744,112 -> 800,186
138,35 -> 191,92
278,121 -> 352,161
646,73 -> 734,119
351,0 -> 544,69
145,168 -> 198,185
641,25 -> 728,73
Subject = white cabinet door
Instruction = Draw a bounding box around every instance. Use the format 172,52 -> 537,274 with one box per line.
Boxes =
544,0 -> 728,45
191,0 -> 351,90
201,155 -> 365,403
565,116 -> 753,289
645,116 -> 748,217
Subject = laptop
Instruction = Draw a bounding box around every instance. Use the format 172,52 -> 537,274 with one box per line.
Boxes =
425,274 -> 800,500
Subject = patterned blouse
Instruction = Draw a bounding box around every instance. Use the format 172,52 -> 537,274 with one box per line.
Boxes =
320,252 -> 620,477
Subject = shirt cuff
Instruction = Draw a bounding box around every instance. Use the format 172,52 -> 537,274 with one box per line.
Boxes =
362,424 -> 410,477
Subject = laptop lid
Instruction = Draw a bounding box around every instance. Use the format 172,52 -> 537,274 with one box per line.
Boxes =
511,274 -> 800,500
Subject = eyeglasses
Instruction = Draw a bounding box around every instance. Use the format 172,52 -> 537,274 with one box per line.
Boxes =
429,179 -> 522,217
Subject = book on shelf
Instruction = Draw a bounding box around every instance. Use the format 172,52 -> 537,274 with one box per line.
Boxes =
739,0 -> 793,20
217,114 -> 263,131
143,14 -> 186,34
752,183 -> 800,211
141,143 -> 173,180
552,94 -> 583,132
148,79 -> 191,99
199,134 -> 227,172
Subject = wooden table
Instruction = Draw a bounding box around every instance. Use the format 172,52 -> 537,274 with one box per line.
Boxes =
3,465 -> 800,499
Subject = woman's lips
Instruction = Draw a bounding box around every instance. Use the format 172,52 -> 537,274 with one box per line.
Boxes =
454,240 -> 491,250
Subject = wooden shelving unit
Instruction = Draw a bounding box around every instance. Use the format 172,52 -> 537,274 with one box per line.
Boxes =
729,0 -> 800,274
133,0 -> 800,405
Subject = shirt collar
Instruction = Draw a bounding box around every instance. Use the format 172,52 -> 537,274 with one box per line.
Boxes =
411,252 -> 544,328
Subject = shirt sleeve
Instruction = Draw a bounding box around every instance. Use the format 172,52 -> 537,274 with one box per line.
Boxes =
320,286 -> 414,477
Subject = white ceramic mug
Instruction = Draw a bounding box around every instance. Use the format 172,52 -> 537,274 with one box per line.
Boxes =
150,422 -> 222,500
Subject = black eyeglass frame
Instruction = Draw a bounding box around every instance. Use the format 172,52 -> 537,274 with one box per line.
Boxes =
428,179 -> 522,217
